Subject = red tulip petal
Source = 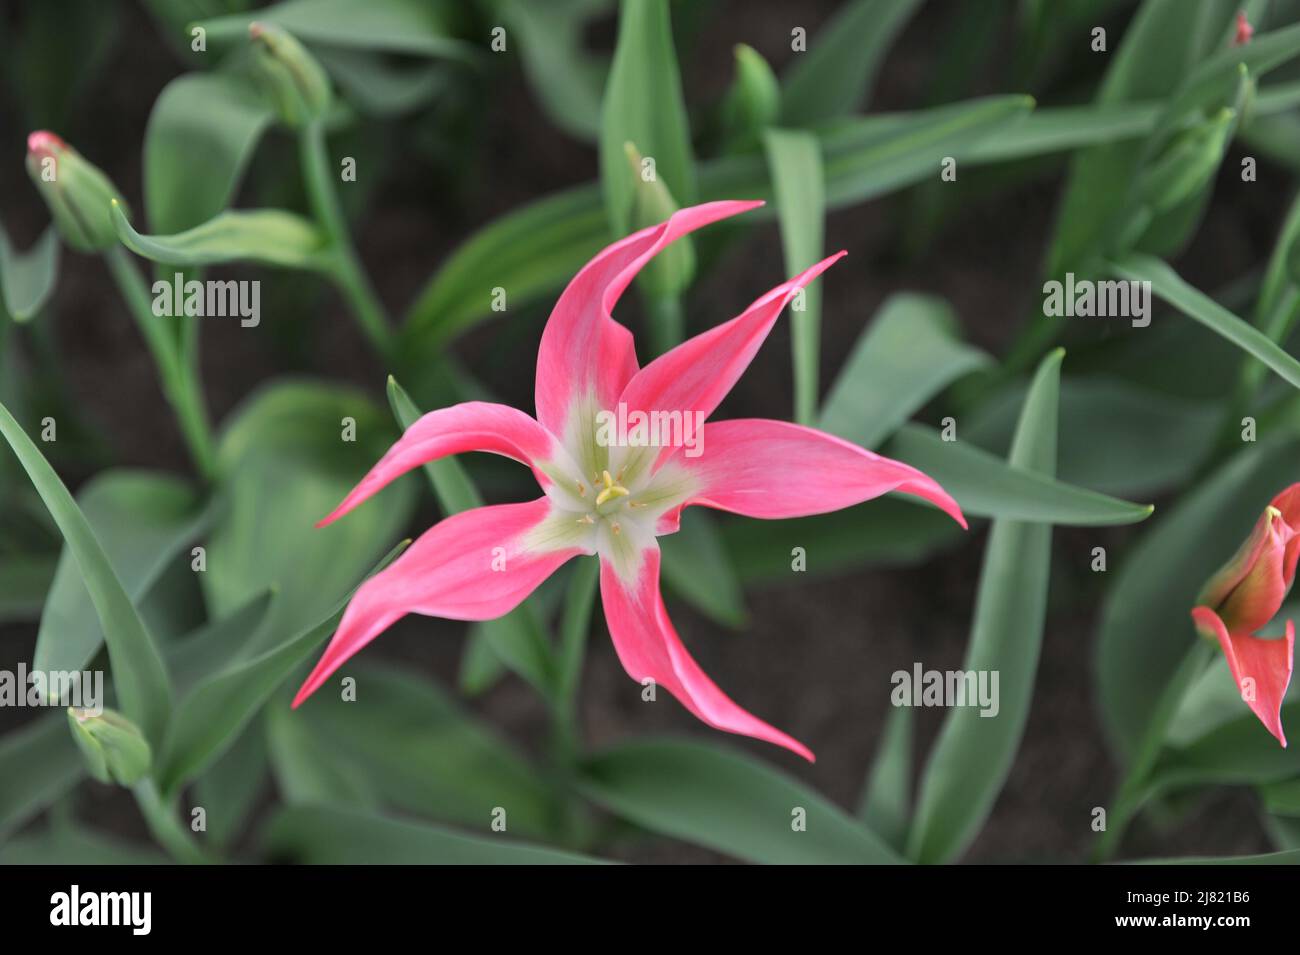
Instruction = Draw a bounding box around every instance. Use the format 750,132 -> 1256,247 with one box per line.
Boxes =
1192,606 -> 1294,747
317,402 -> 563,527
599,546 -> 814,761
1214,509 -> 1296,636
534,200 -> 763,440
652,418 -> 966,534
295,499 -> 587,707
615,252 -> 846,475
1271,483 -> 1300,588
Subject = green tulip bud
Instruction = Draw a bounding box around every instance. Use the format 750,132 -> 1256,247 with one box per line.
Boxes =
25,132 -> 126,253
1137,108 -> 1235,215
625,141 -> 695,299
720,44 -> 780,150
249,21 -> 332,128
67,706 -> 152,786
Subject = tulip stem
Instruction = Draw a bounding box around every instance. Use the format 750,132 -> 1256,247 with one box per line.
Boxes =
299,121 -> 393,360
104,247 -> 217,480
551,557 -> 600,768
133,778 -> 211,864
1092,639 -> 1215,862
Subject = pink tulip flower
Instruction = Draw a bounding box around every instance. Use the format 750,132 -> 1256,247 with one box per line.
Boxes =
1191,485 -> 1300,746
293,200 -> 967,761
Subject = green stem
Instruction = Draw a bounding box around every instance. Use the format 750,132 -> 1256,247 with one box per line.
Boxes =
104,247 -> 216,480
1093,639 -> 1215,862
645,294 -> 684,358
299,121 -> 392,358
550,558 -> 600,769
133,778 -> 210,864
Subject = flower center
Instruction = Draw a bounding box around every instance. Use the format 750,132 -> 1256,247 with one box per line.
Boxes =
594,469 -> 630,508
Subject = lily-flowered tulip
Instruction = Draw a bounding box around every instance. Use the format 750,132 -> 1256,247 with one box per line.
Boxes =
293,200 -> 966,760
1191,484 -> 1299,746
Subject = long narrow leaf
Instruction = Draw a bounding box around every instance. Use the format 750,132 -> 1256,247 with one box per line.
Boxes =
144,72 -> 274,235
820,293 -> 990,450
156,541 -> 408,793
780,0 -> 922,124
763,128 -> 826,426
907,350 -> 1062,863
0,400 -> 171,744
36,469 -> 210,676
0,224 -> 59,322
857,704 -> 912,850
112,203 -> 329,270
581,738 -> 905,864
884,423 -> 1153,526
599,0 -> 695,235
0,716 -> 83,837
262,805 -> 607,864
1112,253 -> 1300,391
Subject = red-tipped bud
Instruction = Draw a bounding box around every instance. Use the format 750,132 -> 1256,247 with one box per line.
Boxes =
25,131 -> 126,252
1233,11 -> 1254,46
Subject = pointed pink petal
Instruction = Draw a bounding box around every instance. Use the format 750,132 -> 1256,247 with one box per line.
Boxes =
318,402 -> 560,527
295,499 -> 584,707
599,547 -> 814,761
655,418 -> 966,534
1192,606 -> 1294,747
1272,483 -> 1300,588
616,252 -> 846,470
534,200 -> 763,436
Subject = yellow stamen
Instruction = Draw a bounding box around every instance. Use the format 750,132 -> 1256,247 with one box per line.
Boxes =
611,521 -> 621,535
594,469 -> 629,506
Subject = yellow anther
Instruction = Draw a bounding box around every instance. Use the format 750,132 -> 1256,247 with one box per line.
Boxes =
576,514 -> 595,525
611,521 -> 622,535
576,481 -> 586,496
595,469 -> 629,507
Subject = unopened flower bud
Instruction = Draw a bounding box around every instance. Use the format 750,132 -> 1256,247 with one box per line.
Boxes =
25,132 -> 125,252
719,44 -> 779,150
249,21 -> 332,128
625,142 -> 695,298
67,706 -> 152,786
1192,485 -> 1300,747
1136,108 -> 1235,215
